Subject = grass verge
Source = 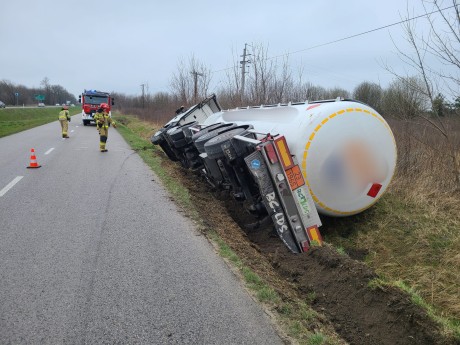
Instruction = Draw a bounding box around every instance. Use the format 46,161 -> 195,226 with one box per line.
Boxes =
324,191 -> 460,340
0,106 -> 81,138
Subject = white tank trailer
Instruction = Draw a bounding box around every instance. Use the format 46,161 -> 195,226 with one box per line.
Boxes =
151,95 -> 397,253
203,99 -> 397,217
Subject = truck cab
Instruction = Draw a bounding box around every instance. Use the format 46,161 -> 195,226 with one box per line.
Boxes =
78,90 -> 114,126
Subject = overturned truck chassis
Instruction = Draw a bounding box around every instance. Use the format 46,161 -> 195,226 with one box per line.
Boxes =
151,95 -> 323,253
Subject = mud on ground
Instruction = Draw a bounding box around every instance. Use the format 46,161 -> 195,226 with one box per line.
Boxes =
159,156 -> 454,345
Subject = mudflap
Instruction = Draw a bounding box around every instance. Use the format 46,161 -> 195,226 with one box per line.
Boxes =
244,150 -> 301,253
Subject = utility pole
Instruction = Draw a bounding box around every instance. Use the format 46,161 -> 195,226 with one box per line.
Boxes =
140,84 -> 145,109
190,70 -> 203,103
240,43 -> 251,103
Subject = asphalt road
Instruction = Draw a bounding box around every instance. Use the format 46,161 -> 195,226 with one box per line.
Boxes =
0,116 -> 283,344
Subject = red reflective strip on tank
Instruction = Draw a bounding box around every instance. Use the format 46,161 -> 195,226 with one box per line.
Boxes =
264,143 -> 278,164
306,104 -> 321,111
367,183 -> 382,198
306,226 -> 323,245
274,136 -> 294,169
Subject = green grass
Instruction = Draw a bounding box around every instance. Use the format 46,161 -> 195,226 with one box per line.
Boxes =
308,332 -> 327,345
335,246 -> 346,256
0,106 -> 81,138
299,303 -> 318,322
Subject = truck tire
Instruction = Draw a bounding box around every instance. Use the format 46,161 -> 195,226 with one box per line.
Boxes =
194,123 -> 237,154
169,122 -> 197,142
159,141 -> 179,161
151,130 -> 165,145
173,138 -> 188,148
165,126 -> 179,145
191,123 -> 229,141
204,127 -> 248,159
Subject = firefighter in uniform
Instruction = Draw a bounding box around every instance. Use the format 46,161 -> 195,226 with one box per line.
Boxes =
94,103 -> 116,152
58,105 -> 71,138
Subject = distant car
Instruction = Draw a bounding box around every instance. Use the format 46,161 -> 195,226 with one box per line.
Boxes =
38,103 -> 45,107
70,104 -> 75,107
0,101 -> 5,108
55,103 -> 60,106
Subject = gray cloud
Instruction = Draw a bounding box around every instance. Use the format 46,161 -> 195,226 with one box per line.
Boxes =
0,0 -> 452,99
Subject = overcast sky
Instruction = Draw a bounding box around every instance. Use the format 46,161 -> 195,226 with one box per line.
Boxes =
0,0 -> 455,100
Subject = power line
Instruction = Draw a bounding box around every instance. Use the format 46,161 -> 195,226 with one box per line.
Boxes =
211,4 -> 458,74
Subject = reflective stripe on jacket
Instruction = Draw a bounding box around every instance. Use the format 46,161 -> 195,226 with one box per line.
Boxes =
94,112 -> 115,128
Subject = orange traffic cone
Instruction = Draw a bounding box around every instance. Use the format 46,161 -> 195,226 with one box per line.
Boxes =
27,148 -> 41,169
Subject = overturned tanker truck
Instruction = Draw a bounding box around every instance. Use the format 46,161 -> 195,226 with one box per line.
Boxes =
151,94 -> 397,254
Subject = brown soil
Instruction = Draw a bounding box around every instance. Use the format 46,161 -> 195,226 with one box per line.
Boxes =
159,156 -> 455,345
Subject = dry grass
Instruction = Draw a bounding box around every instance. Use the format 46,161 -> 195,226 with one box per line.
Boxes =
384,116 -> 460,320
325,115 -> 460,331
388,116 -> 460,203
118,105 -> 180,125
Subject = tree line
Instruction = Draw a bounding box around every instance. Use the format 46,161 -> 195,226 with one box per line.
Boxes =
0,78 -> 77,106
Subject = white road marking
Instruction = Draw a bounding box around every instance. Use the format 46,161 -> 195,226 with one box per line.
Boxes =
44,148 -> 55,155
71,130 -> 75,133
0,176 -> 23,197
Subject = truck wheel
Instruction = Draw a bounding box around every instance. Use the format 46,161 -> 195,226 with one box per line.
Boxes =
173,138 -> 188,148
204,127 -> 247,159
151,130 -> 165,145
171,122 -> 197,140
191,123 -> 224,141
159,141 -> 179,161
194,123 -> 236,154
170,122 -> 197,145
165,126 -> 179,144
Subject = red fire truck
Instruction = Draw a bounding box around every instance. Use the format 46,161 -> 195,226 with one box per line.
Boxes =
78,90 -> 114,126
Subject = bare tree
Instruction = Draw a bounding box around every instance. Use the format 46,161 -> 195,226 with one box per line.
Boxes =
40,77 -> 52,105
271,54 -> 294,103
353,82 -> 384,113
422,0 -> 460,96
170,55 -> 212,106
305,84 -> 327,100
247,43 -> 276,105
381,76 -> 429,119
324,87 -> 350,99
383,1 -> 460,188
170,59 -> 191,104
0,80 -> 16,104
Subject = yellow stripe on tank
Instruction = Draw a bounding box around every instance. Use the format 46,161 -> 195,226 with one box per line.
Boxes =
301,107 -> 396,215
